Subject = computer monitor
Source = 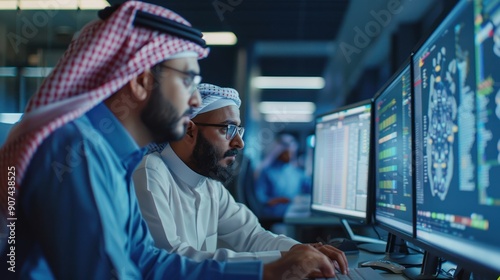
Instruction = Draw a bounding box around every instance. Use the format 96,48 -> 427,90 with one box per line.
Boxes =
372,61 -> 423,266
413,0 -> 500,278
310,99 -> 384,245
311,100 -> 372,223
373,62 -> 414,239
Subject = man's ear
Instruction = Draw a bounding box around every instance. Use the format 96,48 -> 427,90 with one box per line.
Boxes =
185,121 -> 197,143
129,70 -> 154,102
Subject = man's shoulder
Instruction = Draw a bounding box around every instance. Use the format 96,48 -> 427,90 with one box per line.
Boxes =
40,115 -> 96,150
206,178 -> 224,187
35,115 -> 123,172
137,151 -> 170,173
205,179 -> 231,199
26,115 -> 114,186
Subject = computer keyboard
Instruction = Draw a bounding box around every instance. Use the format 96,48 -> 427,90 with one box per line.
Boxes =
309,267 -> 386,280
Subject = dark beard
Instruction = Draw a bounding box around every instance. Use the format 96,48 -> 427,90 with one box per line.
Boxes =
191,131 -> 238,184
141,86 -> 190,143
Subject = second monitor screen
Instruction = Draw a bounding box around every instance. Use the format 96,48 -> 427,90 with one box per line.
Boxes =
374,64 -> 414,237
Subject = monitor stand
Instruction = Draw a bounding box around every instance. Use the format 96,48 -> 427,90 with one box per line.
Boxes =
452,266 -> 471,280
340,219 -> 386,253
403,251 -> 453,279
383,233 -> 423,266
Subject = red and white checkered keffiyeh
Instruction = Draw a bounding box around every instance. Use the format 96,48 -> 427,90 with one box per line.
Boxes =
0,1 -> 209,209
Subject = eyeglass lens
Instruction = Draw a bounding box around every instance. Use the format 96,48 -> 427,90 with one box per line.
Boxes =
227,125 -> 245,140
160,64 -> 201,95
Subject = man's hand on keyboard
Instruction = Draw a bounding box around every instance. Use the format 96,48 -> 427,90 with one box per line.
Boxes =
264,244 -> 335,280
307,242 -> 349,275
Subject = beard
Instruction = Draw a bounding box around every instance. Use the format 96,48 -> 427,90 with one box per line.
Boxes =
191,131 -> 238,184
141,86 -> 192,143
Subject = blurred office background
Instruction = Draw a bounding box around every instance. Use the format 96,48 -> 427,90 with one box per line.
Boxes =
0,0 -> 457,187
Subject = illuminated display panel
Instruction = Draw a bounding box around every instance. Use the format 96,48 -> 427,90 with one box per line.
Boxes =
311,100 -> 373,223
374,63 -> 414,238
413,0 -> 500,276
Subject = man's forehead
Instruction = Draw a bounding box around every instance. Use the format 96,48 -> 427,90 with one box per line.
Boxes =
163,56 -> 200,71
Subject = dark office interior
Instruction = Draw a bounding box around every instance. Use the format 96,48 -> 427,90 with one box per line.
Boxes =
2,1 -> 500,279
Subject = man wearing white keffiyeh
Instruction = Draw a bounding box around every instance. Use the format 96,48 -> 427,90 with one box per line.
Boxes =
133,83 -> 349,273
0,2 -> 343,279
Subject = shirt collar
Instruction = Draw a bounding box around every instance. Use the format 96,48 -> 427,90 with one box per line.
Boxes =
161,144 -> 206,188
86,103 -> 145,173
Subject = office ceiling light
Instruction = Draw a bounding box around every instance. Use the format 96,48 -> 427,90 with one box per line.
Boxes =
264,114 -> 313,123
21,67 -> 53,78
202,32 -> 237,46
0,0 -> 109,10
259,102 -> 315,123
0,113 -> 23,124
258,101 -> 316,115
252,76 -> 325,89
0,68 -> 17,77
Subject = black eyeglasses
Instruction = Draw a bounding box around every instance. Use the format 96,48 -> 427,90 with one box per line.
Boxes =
194,122 -> 245,140
158,64 -> 202,95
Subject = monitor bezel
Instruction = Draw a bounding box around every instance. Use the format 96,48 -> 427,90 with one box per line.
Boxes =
310,98 -> 375,225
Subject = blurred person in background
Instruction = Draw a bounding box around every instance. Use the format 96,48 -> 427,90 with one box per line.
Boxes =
255,134 -> 312,218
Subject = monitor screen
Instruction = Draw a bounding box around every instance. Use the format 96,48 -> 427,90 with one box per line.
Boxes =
311,100 -> 373,223
373,63 -> 414,239
413,0 -> 500,276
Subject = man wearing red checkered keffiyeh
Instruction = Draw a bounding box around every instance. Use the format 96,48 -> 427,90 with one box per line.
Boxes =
0,1 -> 344,279
0,1 -> 274,279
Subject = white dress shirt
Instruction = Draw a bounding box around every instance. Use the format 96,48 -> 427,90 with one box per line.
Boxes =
133,145 -> 300,263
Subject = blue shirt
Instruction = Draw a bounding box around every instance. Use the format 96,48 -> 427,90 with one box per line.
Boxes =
2,103 -> 262,279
